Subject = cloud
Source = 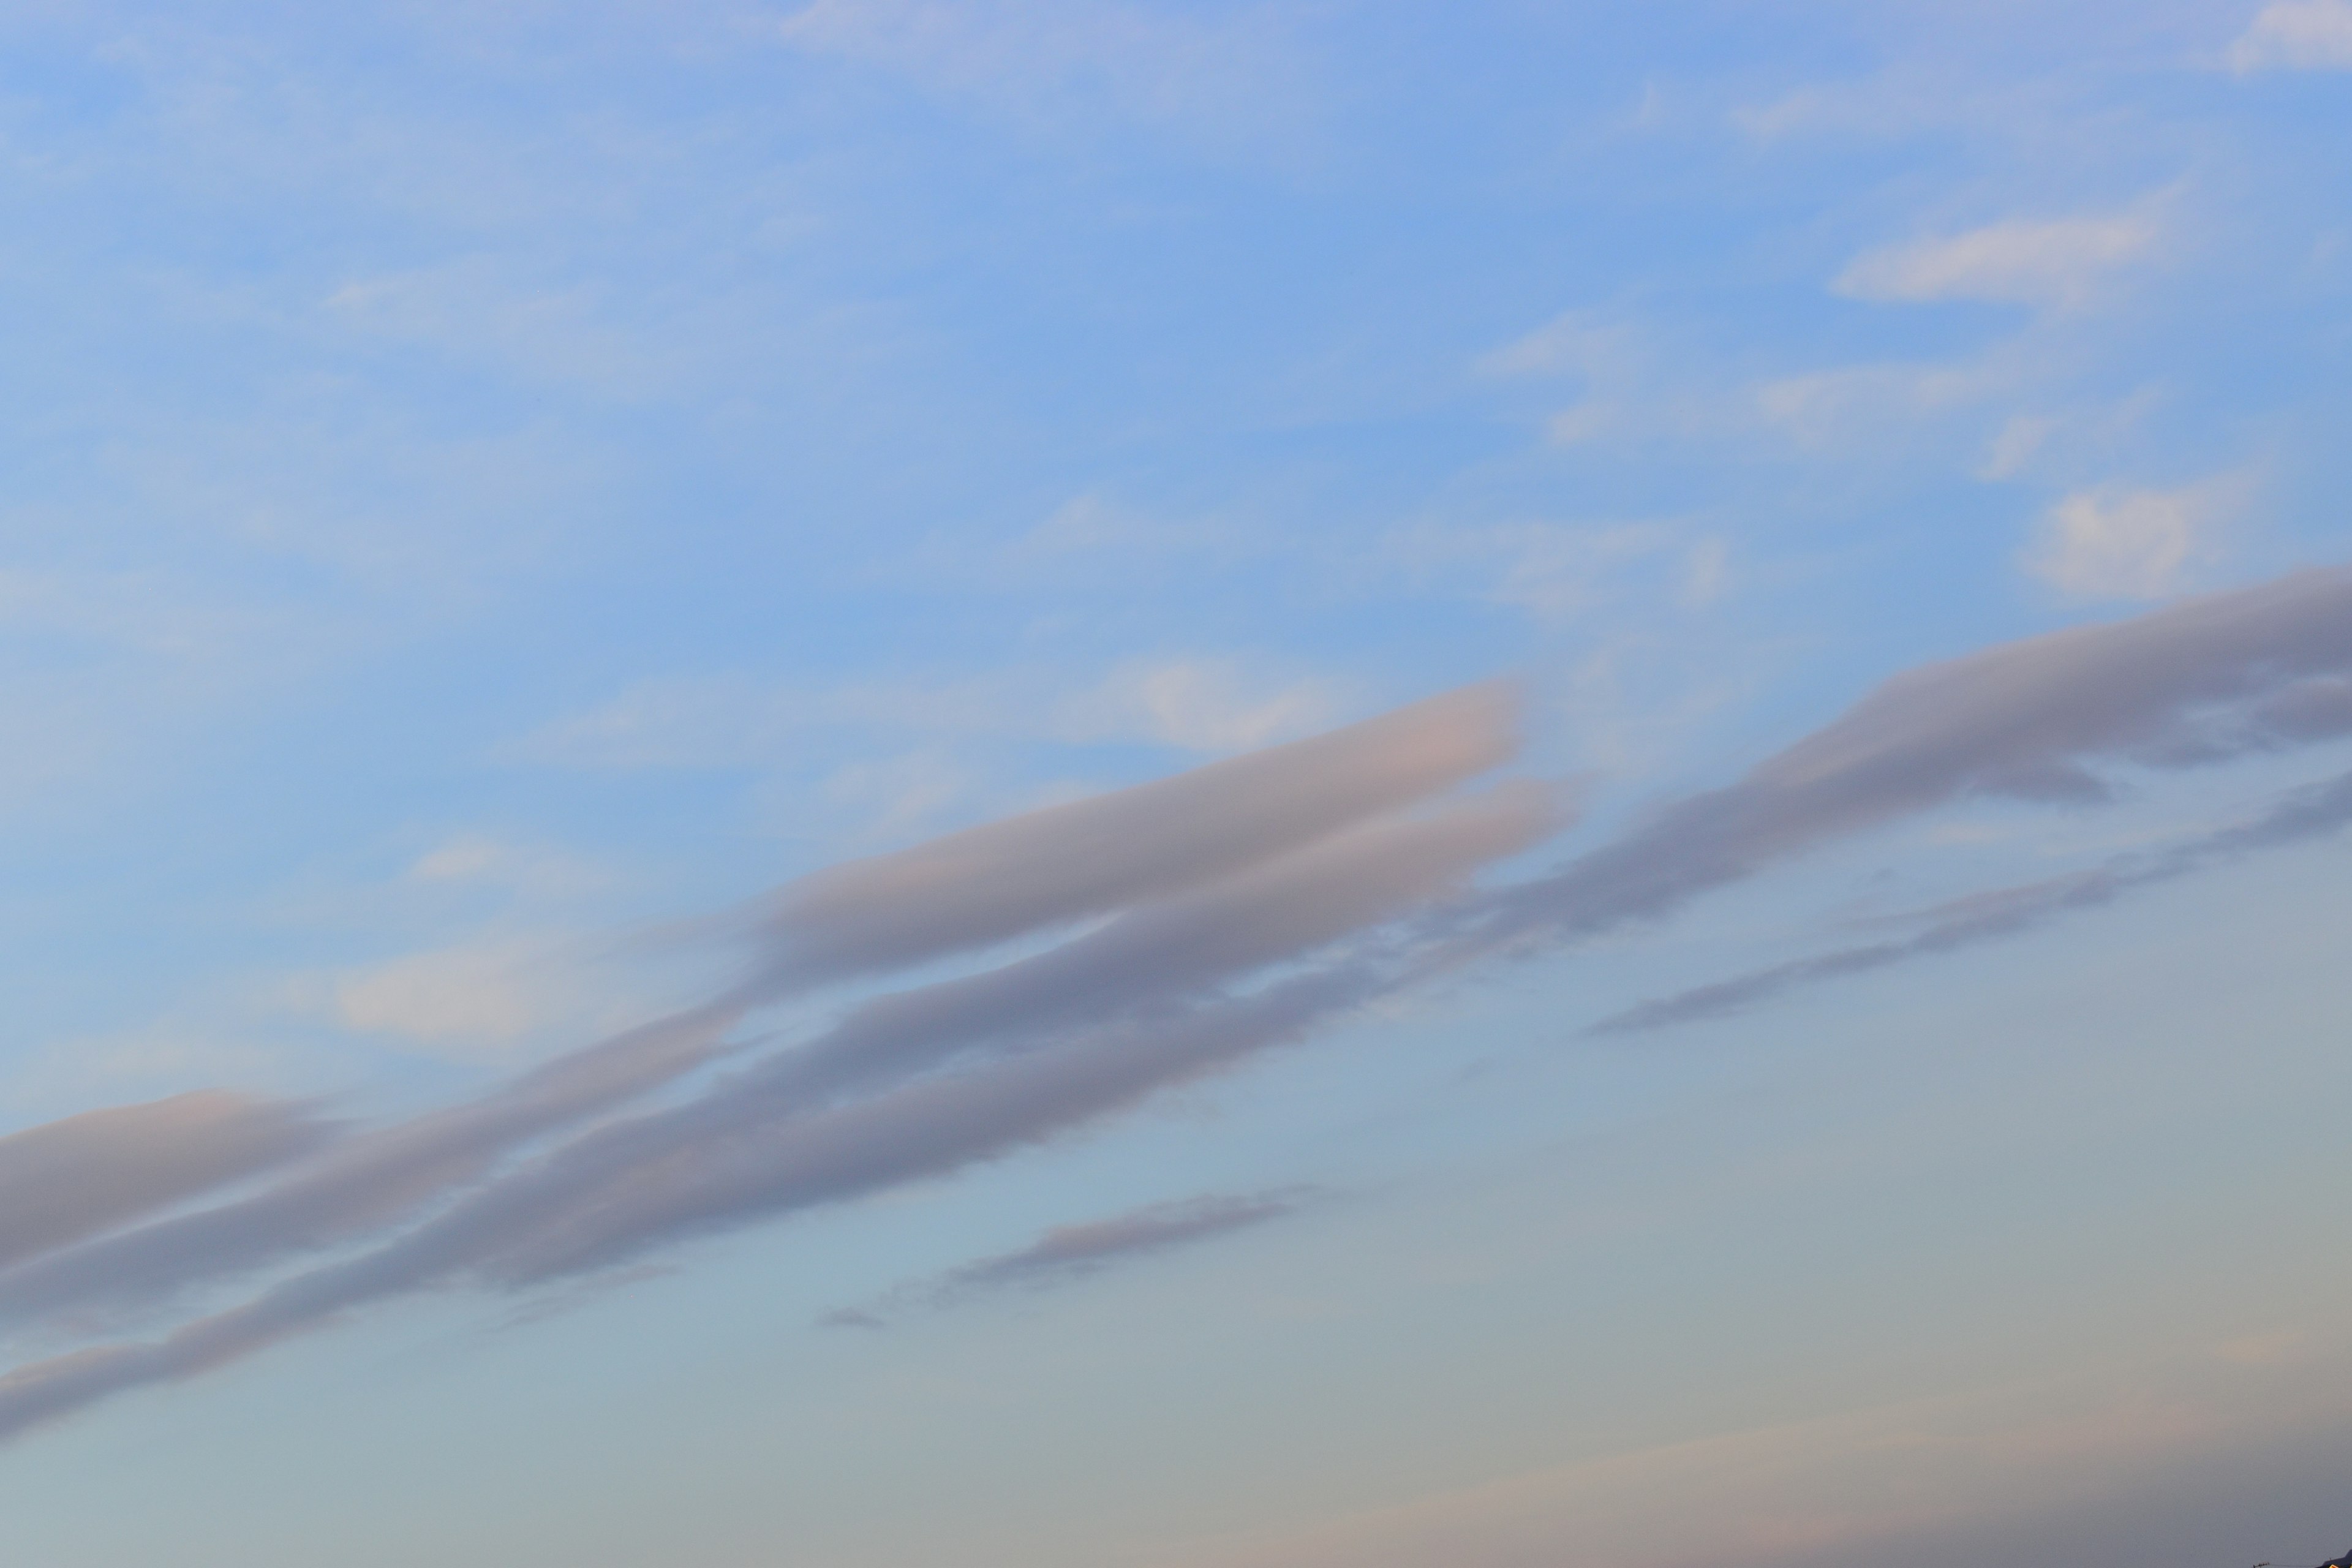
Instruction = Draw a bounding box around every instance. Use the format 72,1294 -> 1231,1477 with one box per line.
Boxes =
1057,660 -> 1344,753
11,571 -> 2352,1442
822,1188 -> 1311,1325
1476,311 -> 1640,382
403,835 -> 606,898
2021,477 -> 2245,600
0,971 -> 1377,1445
0,1093 -> 332,1275
0,1006 -> 741,1332
0,720 -> 1548,1433
1755,356 -> 2008,450
1836,212 -> 2160,308
323,780 -> 1555,1298
331,938 -> 582,1060
1471,565 -> 2352,952
745,682 -> 1521,992
2229,0 -> 2352,72
1591,758 -> 2352,1035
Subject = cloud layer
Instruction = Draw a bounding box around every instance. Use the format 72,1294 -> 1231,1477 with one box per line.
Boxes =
4,567 -> 2352,1443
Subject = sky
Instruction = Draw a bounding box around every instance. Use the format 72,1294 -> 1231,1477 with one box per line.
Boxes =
1,1 -> 2350,1564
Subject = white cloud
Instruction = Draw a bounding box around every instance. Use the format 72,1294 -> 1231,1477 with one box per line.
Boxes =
2228,0 -> 2352,72
1836,212 -> 2159,308
2019,477 -> 2246,600
331,938 -> 612,1062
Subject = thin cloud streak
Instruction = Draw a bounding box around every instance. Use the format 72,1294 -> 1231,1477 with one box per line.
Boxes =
821,1188 -> 1314,1327
1472,566 -> 2352,955
1589,764 -> 2352,1036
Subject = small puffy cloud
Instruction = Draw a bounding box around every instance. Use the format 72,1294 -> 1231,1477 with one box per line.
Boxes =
2229,0 -> 2352,72
1836,213 -> 2158,309
2019,477 -> 2245,600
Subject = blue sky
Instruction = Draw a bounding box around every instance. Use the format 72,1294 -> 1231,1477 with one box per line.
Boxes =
2,3 -> 2351,1564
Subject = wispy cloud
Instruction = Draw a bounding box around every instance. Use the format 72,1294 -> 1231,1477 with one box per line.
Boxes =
2229,0 -> 2352,73
1836,211 -> 2161,309
516,657 -> 1349,772
1591,756 -> 2352,1036
1466,564 -> 2352,952
821,1188 -> 1312,1325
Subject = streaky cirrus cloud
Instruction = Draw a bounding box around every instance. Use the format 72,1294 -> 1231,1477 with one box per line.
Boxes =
1474,565 -> 2352,954
0,1093 -> 333,1276
1834,211 -> 2159,309
1589,760 -> 2352,1036
820,1188 -> 1316,1327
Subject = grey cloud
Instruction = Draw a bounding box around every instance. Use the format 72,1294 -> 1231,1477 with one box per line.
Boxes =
743,778 -> 1561,1110
0,969 -> 1380,1444
0,728 -> 1544,1434
1591,764 -> 2352,1035
822,1188 -> 1314,1327
742,680 -> 1519,993
473,966 -> 1366,1289
268,783 -> 1555,1301
0,1093 -> 333,1275
0,1004 -> 741,1330
1479,565 -> 2352,949
13,571 -> 2352,1445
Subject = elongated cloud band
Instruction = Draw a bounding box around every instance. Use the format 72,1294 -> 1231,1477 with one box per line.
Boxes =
0,1093 -> 332,1276
1589,764 -> 2352,1035
3,566 -> 2351,1444
822,1189 -> 1314,1327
